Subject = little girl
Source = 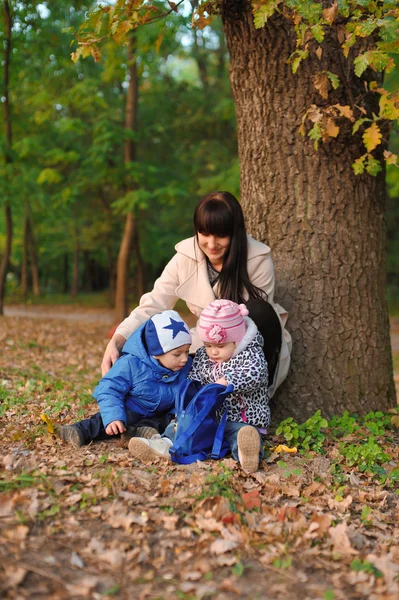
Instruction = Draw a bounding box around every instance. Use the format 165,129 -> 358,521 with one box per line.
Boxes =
129,300 -> 269,473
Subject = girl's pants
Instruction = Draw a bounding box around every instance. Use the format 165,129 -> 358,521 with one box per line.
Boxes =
246,298 -> 282,386
163,420 -> 264,462
74,410 -> 170,445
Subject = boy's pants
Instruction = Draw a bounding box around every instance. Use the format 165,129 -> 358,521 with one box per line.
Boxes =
74,410 -> 171,445
163,420 -> 264,461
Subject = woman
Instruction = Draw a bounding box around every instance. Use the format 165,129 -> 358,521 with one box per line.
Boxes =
102,191 -> 291,398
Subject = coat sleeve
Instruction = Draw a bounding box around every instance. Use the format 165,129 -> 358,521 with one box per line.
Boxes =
223,347 -> 268,393
115,254 -> 181,340
248,253 -> 275,303
93,355 -> 135,428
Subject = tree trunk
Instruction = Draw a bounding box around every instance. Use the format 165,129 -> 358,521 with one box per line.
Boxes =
27,214 -> 40,296
0,0 -> 13,315
114,34 -> 144,323
21,204 -> 29,298
63,254 -> 69,294
115,212 -> 136,322
220,1 -> 395,420
132,219 -> 145,299
71,238 -> 80,299
100,193 -> 116,298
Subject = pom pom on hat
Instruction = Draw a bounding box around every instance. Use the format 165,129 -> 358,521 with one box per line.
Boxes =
198,300 -> 248,344
145,310 -> 192,355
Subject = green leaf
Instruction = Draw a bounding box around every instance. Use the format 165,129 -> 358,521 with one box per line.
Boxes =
311,24 -> 325,43
366,156 -> 382,176
253,1 -> 281,29
354,53 -> 370,77
326,71 -> 340,90
37,168 -> 62,185
352,118 -> 369,134
352,156 -> 365,175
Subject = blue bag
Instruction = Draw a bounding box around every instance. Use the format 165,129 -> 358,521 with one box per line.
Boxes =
170,379 -> 233,465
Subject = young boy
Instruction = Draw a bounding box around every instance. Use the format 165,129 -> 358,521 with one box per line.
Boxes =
129,300 -> 269,472
58,310 -> 192,448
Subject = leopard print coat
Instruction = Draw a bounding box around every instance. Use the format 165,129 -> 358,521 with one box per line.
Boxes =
188,317 -> 270,428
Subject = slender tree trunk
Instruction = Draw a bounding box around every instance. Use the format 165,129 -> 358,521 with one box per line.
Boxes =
220,1 -> 395,420
132,218 -> 145,298
114,34 -> 144,323
71,235 -> 80,299
100,193 -> 116,298
27,214 -> 40,296
190,1 -> 209,88
63,254 -> 69,294
21,204 -> 29,298
0,0 -> 13,315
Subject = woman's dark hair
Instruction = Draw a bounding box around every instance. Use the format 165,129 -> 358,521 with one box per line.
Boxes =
194,191 -> 267,304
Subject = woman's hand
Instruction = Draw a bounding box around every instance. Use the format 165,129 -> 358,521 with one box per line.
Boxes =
215,377 -> 228,386
101,334 -> 126,376
105,420 -> 126,435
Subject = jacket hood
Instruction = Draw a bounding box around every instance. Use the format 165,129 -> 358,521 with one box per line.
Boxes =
122,322 -> 191,380
233,317 -> 261,357
175,235 -> 271,261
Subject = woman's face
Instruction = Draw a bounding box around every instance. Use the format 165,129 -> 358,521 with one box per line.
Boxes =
197,233 -> 230,268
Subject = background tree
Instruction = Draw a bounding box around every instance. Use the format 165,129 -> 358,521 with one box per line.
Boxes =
0,0 -> 13,315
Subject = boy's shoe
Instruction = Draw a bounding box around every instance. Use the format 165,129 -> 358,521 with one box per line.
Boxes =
237,426 -> 260,473
128,437 -> 172,462
58,425 -> 85,448
120,426 -> 158,445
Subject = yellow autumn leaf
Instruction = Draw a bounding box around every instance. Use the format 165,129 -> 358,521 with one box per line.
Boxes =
270,445 -> 298,453
335,104 -> 354,121
363,122 -> 382,152
314,72 -> 329,99
323,118 -> 340,140
40,413 -> 55,434
390,415 -> 399,428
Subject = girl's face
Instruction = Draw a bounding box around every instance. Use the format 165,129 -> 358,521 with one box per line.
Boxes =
204,342 -> 236,363
197,233 -> 230,268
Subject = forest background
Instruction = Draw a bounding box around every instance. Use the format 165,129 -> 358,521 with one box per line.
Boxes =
0,1 -> 397,317
2,3 -> 399,598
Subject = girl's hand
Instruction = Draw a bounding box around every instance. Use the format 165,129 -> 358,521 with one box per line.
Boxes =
105,420 -> 126,435
101,334 -> 126,376
215,377 -> 228,386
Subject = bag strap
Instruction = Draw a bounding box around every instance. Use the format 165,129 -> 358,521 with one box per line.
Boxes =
171,399 -> 213,451
210,409 -> 228,459
175,378 -> 193,416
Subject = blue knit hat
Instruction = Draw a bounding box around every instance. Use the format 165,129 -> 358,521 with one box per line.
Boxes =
145,310 -> 192,355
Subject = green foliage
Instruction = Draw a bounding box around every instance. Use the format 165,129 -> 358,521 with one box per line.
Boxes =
275,410 -> 329,452
198,467 -> 240,510
350,559 -> 383,578
339,437 -> 392,472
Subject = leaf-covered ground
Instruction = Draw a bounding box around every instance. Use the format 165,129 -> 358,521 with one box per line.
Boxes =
1,309 -> 399,600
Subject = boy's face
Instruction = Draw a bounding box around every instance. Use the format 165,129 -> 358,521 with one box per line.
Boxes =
154,344 -> 191,371
204,342 -> 236,363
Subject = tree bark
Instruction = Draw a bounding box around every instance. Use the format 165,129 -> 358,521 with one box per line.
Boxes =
0,0 -> 13,315
114,34 -> 144,323
220,1 -> 395,420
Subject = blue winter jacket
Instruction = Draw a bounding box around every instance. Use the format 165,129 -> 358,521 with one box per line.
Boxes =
93,322 -> 192,428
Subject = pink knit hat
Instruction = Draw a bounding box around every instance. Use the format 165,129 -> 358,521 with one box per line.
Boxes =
198,299 -> 249,344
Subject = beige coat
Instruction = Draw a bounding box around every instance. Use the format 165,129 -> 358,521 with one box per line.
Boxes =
115,235 -> 292,397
